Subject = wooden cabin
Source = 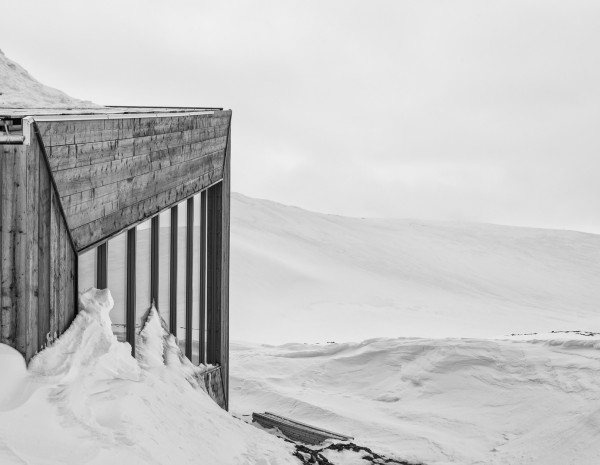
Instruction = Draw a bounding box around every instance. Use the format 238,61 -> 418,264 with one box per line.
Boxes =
0,107 -> 231,409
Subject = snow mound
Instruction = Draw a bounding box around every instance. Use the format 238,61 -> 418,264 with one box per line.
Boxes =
0,289 -> 296,465
231,193 -> 600,344
231,337 -> 600,465
0,48 -> 100,108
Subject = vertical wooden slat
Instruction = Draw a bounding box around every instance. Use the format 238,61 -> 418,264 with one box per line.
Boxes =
220,128 -> 231,409
71,247 -> 78,323
205,116 -> 231,409
57,195 -> 65,335
126,227 -> 136,356
66,232 -> 76,328
150,215 -> 159,307
185,198 -> 194,358
49,191 -> 60,341
97,243 -> 108,289
59,219 -> 68,334
0,146 -> 2,342
37,150 -> 51,349
169,206 -> 178,334
206,183 -> 222,365
1,145 -> 26,349
199,190 -> 207,364
0,145 -> 3,343
13,144 -> 29,357
23,136 -> 40,359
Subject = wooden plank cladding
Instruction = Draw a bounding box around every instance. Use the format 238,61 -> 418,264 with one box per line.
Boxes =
37,113 -> 231,147
1,144 -> 27,350
36,111 -> 232,252
0,132 -> 77,362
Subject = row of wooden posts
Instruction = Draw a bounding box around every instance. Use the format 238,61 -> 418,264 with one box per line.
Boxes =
90,185 -> 222,364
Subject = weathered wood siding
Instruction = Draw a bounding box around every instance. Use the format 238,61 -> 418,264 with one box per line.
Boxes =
1,144 -> 27,352
0,132 -> 77,362
36,111 -> 232,252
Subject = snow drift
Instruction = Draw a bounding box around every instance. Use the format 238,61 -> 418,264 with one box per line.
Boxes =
0,48 -> 100,108
231,337 -> 600,465
0,289 -> 296,465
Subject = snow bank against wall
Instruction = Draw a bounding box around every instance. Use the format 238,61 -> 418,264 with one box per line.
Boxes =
0,289 -> 296,465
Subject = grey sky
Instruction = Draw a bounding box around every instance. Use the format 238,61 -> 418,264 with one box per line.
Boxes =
2,0 -> 599,233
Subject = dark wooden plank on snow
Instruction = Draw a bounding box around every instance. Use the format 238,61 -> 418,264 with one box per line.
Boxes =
252,412 -> 353,445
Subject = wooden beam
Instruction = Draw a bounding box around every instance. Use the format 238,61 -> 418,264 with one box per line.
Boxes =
199,190 -> 207,365
97,243 -> 108,289
206,182 -> 222,369
1,145 -> 26,350
23,136 -> 41,359
37,146 -> 51,349
150,216 -> 159,307
126,227 -> 136,356
185,198 -> 194,359
220,126 -> 231,409
169,206 -> 178,335
205,116 -> 231,409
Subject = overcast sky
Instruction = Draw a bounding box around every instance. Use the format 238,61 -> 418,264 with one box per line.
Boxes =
2,0 -> 599,233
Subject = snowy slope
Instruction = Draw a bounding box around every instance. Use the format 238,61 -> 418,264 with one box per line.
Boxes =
0,49 -> 100,108
231,337 -> 600,465
230,193 -> 600,344
229,194 -> 600,464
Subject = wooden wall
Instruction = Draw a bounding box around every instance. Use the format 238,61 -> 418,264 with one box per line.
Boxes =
1,133 -> 77,362
1,110 -> 231,408
37,111 -> 232,252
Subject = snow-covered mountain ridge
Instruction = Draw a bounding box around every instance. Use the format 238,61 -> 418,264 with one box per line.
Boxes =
0,48 -> 100,108
230,193 -> 600,344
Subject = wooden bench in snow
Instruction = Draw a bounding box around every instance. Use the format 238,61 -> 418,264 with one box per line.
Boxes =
252,412 -> 353,445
